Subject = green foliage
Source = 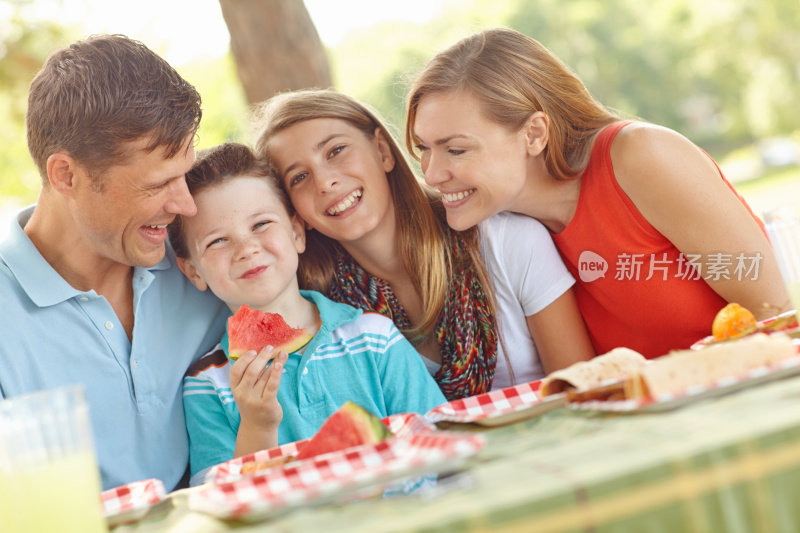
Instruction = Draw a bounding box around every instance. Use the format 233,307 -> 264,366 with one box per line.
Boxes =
329,0 -> 800,159
178,54 -> 249,150
331,0 -> 513,133
1,0 -> 82,204
0,6 -> 249,206
2,0 -> 799,206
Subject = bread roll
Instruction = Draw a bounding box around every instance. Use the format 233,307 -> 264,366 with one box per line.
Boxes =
540,347 -> 648,397
627,333 -> 796,400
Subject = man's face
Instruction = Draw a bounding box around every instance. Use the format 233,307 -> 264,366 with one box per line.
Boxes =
71,136 -> 198,268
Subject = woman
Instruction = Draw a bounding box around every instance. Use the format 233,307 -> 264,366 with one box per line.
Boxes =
405,27 -> 790,358
253,89 -> 594,400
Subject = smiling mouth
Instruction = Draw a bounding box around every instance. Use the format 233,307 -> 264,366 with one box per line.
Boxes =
241,265 -> 267,279
441,189 -> 476,204
326,189 -> 362,216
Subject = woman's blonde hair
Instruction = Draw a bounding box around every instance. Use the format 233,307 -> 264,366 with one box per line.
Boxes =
253,89 -> 492,338
406,27 -> 619,179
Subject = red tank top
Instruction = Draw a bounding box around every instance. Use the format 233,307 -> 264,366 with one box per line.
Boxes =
552,121 -> 764,358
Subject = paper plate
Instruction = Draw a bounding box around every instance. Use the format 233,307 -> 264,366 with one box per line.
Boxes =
568,355 -> 800,413
691,310 -> 798,349
425,379 -> 566,426
100,478 -> 166,527
189,416 -> 484,521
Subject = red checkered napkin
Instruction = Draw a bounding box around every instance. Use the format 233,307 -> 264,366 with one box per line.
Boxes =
189,415 -> 484,521
207,439 -> 308,484
425,380 -> 543,423
100,478 -> 166,524
193,440 -> 397,519
206,412 -> 436,484
394,428 -> 486,462
384,411 -> 437,435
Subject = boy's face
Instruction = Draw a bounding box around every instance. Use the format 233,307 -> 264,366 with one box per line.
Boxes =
177,176 -> 306,311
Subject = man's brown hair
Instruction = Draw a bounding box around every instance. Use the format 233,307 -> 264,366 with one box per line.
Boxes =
26,34 -> 202,184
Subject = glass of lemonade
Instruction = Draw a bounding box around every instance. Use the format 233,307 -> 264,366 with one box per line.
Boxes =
764,206 -> 800,312
0,385 -> 108,533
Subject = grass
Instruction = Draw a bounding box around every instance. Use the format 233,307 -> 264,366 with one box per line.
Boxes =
733,165 -> 800,218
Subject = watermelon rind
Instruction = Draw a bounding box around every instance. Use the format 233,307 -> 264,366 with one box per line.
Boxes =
273,332 -> 314,356
295,401 -> 392,460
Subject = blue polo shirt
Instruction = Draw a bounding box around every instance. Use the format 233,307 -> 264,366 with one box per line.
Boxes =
183,290 -> 446,485
0,207 -> 229,491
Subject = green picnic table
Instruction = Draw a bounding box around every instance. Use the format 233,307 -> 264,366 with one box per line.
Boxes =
113,373 -> 800,532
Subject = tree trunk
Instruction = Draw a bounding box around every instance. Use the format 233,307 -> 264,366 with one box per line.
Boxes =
218,0 -> 332,105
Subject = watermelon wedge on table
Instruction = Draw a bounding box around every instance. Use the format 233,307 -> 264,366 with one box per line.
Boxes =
227,305 -> 313,360
296,401 -> 393,460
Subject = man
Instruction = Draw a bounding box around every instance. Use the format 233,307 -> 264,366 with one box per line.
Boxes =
0,35 -> 228,491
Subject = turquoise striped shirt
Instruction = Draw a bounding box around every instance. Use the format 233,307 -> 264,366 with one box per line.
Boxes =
183,290 -> 446,485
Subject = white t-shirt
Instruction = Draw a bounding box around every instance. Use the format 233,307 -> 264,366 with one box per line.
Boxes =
421,212 -> 575,390
480,212 -> 575,389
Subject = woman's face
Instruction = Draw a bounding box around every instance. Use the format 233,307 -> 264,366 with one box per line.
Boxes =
267,118 -> 397,246
412,90 -> 530,231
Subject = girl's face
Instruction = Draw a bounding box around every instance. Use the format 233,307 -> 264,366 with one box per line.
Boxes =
412,90 -> 531,231
267,118 -> 397,246
178,176 -> 305,312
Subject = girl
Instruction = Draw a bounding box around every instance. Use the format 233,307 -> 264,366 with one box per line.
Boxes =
253,89 -> 594,400
406,27 -> 789,358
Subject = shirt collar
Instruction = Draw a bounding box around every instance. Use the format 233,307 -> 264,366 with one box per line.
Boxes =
301,289 -> 361,332
0,205 -> 172,308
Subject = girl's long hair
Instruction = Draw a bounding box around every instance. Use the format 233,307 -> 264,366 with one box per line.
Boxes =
253,89 -> 494,339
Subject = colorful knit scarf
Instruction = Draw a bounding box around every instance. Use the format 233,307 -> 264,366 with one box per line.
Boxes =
327,229 -> 497,401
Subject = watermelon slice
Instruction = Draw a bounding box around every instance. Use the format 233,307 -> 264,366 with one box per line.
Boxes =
227,305 -> 313,360
295,401 -> 393,460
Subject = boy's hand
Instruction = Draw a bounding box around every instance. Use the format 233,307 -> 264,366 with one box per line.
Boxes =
230,346 -> 288,457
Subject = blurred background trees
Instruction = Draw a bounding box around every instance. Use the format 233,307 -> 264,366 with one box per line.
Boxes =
0,1 -> 71,201
218,0 -> 330,103
1,0 -> 799,208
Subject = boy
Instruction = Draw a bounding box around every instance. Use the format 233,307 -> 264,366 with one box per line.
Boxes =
168,143 -> 446,485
